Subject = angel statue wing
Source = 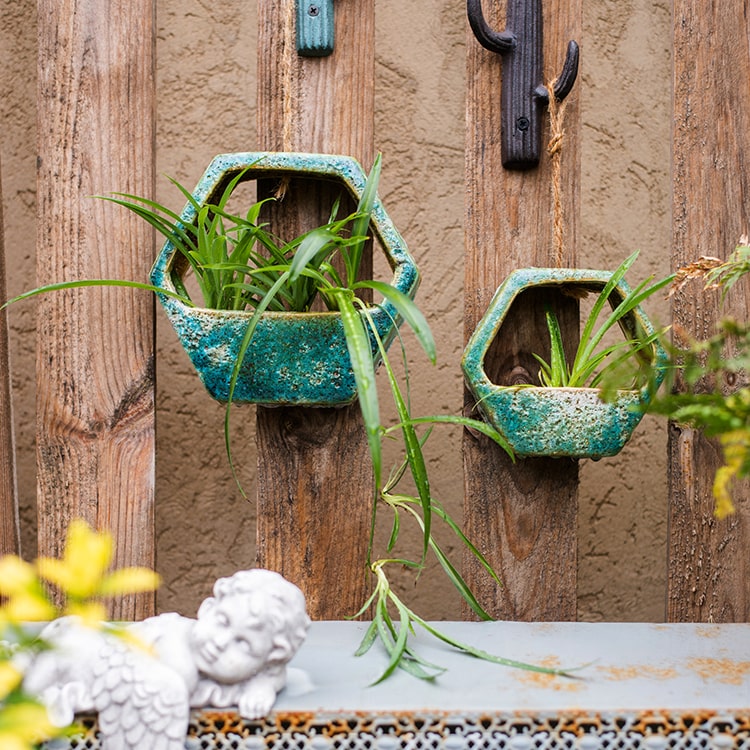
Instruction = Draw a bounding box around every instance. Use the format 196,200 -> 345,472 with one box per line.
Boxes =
23,617 -> 190,750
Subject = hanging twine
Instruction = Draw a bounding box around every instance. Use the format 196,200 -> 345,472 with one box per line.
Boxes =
546,79 -> 568,267
275,0 -> 297,200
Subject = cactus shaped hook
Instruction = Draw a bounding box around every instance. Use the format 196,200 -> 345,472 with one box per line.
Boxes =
467,0 -> 579,170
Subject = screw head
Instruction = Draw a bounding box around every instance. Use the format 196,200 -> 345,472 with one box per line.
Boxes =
308,4 -> 320,16
516,116 -> 530,132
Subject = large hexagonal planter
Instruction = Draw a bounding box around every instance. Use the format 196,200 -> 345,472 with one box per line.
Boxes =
461,267 -> 668,459
150,152 -> 419,406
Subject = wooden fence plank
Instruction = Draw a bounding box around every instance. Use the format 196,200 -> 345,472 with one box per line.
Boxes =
0,156 -> 20,556
255,0 -> 375,619
668,0 -> 750,622
37,0 -> 156,619
463,0 -> 581,620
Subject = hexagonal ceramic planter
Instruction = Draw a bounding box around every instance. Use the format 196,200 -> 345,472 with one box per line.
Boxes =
150,152 -> 419,406
461,267 -> 668,459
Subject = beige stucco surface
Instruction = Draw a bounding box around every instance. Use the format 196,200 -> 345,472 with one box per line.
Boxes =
0,0 -> 671,620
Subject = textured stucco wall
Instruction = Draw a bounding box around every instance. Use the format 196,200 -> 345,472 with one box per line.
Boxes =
0,0 -> 671,619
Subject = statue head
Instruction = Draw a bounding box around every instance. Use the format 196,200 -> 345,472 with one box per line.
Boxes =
190,569 -> 310,684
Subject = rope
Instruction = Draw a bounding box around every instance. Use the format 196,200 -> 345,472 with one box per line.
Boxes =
546,79 -> 568,267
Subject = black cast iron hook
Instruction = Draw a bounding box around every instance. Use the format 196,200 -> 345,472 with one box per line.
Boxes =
467,0 -> 579,170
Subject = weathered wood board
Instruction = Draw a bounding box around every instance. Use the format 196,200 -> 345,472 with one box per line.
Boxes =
668,0 -> 750,622
36,0 -> 156,619
463,0 -> 581,620
255,0 -> 375,619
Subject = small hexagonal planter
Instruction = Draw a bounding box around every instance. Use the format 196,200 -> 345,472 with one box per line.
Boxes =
461,267 -> 668,459
150,152 -> 419,406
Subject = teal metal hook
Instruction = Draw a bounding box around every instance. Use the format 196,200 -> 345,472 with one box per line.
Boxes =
467,0 -> 579,170
297,0 -> 335,57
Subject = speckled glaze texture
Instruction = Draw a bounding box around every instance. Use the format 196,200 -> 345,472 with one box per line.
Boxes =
461,267 -> 668,459
150,152 -> 419,405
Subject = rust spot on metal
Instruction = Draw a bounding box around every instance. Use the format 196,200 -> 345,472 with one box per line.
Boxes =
688,657 -> 750,685
516,656 -> 584,691
596,664 -> 679,681
695,625 -> 722,638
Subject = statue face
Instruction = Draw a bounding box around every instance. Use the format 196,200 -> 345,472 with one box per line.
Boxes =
190,592 -> 275,684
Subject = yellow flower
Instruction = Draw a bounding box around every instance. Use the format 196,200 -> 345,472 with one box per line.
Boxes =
0,733 -> 31,750
0,558 -> 37,597
36,520 -> 160,608
98,567 -> 161,597
37,520 -> 114,600
1,593 -> 56,624
0,663 -> 22,700
64,600 -> 107,627
0,700 -> 59,747
713,429 -> 747,519
0,556 -> 56,624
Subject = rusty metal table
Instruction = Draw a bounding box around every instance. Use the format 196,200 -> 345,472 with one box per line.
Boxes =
58,621 -> 750,748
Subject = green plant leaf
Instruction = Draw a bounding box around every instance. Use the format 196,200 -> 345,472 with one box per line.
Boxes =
0,279 -> 193,311
355,280 -> 436,363
328,289 -> 382,488
347,154 -> 382,287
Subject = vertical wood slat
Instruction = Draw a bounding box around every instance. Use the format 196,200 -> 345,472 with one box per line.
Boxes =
463,0 -> 581,620
0,157 -> 20,556
256,0 -> 375,619
37,0 -> 156,619
668,1 -> 750,622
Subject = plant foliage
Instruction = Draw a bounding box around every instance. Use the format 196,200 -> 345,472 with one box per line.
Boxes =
648,239 -> 750,518
2,156 -> 579,682
0,521 -> 160,750
533,251 -> 672,389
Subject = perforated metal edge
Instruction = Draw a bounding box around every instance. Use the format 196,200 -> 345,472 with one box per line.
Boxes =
49,710 -> 750,749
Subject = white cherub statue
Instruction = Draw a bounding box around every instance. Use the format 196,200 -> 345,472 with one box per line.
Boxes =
23,568 -> 310,749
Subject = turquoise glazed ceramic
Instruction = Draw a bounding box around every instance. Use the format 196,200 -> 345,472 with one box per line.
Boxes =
461,267 -> 667,459
150,152 -> 419,406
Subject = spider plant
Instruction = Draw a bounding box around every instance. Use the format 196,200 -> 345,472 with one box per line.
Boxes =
3,155 -> 578,681
533,251 -> 673,389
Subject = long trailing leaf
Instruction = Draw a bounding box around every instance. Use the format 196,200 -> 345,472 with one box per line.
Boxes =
389,495 -> 494,621
328,289 -> 382,488
0,279 -> 193,311
411,612 -> 583,678
366,562 -> 584,680
429,501 -> 502,586
392,490 -> 501,589
355,280 -> 436,363
353,619 -> 379,657
361,306 -> 432,561
390,415 -> 514,460
372,589 -> 412,684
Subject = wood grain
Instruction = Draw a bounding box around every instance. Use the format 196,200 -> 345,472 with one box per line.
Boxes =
37,0 -> 156,618
256,0 -> 375,619
463,0 -> 581,620
668,0 -> 750,622
0,156 -> 20,556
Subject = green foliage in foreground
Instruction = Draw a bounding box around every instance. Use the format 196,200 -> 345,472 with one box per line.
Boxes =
645,239 -> 750,518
